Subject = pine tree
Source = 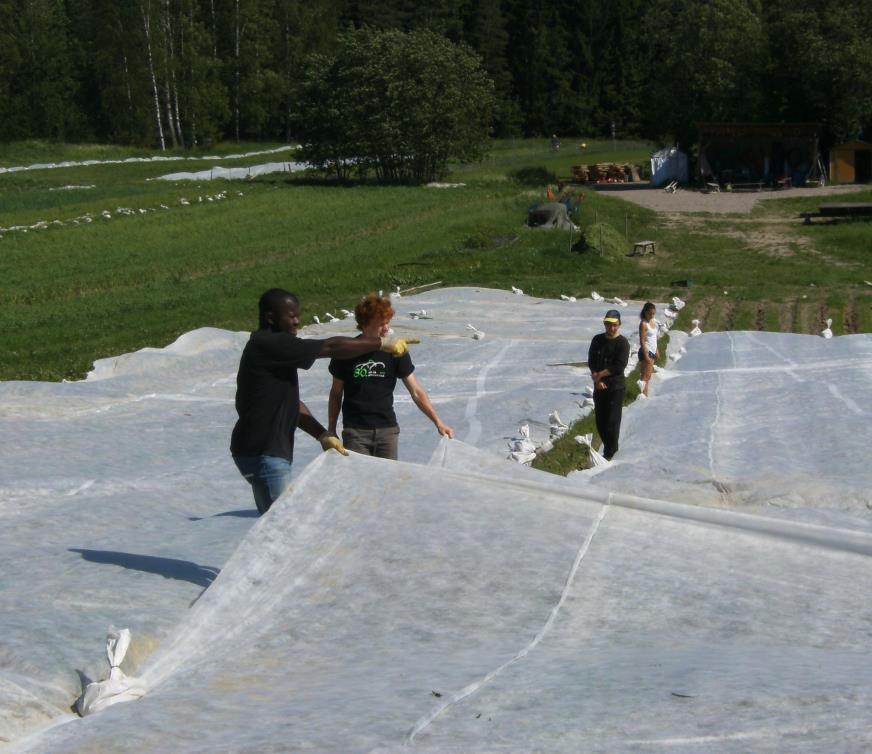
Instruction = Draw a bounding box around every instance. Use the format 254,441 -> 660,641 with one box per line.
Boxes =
764,0 -> 872,144
2,0 -> 85,140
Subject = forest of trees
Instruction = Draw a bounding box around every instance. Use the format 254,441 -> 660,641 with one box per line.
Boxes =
1,0 -> 870,150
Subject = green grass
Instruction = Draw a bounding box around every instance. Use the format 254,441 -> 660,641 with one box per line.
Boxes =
1,137 -> 870,383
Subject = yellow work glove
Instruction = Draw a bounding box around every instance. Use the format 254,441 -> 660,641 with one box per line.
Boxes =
318,432 -> 348,456
380,337 -> 420,356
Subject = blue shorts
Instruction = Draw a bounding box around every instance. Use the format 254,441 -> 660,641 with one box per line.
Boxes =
639,348 -> 656,360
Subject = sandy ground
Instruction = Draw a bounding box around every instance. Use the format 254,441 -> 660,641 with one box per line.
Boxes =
591,182 -> 867,214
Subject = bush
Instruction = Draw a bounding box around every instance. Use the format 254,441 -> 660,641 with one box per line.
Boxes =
509,166 -> 557,186
582,222 -> 628,259
292,29 -> 495,184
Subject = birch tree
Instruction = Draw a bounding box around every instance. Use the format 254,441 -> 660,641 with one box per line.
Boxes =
140,0 -> 166,149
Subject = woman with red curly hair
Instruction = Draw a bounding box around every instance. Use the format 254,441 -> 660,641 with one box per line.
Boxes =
328,292 -> 454,459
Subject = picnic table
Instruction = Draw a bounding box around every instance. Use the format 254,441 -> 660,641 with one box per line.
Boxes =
800,203 -> 872,224
728,181 -> 764,193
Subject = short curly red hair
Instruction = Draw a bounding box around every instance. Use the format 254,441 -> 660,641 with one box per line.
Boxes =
354,292 -> 395,331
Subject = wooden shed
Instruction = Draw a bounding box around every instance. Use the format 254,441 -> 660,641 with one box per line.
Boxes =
696,123 -> 822,188
828,141 -> 872,184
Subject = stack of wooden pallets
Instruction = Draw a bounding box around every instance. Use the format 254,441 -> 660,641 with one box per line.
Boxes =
571,165 -> 589,182
568,162 -> 640,184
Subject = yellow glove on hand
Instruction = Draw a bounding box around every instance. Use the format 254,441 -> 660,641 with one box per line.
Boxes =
380,337 -> 420,356
318,433 -> 348,456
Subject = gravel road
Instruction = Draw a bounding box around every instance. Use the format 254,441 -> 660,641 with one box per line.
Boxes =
590,182 -> 867,214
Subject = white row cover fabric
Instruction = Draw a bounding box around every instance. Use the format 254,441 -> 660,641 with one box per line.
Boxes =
0,288 -> 642,745
0,146 -> 296,174
1,287 -> 870,751
16,444 -> 872,753
154,161 -> 308,181
582,331 -> 872,524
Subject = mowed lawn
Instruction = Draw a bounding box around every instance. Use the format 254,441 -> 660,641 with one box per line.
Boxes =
1,138 -> 870,381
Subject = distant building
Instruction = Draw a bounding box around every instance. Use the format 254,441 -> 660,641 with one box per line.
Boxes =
696,122 -> 822,187
828,141 -> 872,184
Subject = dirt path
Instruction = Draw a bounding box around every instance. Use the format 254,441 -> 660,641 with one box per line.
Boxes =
594,182 -> 870,335
592,182 -> 866,214
657,214 -> 819,258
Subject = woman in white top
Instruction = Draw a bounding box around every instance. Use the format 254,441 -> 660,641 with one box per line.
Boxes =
638,302 -> 658,397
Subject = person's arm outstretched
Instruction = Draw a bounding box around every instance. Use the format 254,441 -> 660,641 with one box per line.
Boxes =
402,374 -> 454,438
317,335 -> 416,359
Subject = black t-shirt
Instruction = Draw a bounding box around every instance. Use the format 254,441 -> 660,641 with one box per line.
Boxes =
588,332 -> 630,390
329,348 -> 414,429
230,329 -> 322,461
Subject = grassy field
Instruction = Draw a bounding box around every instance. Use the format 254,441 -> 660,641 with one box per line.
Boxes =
1,137 -> 870,384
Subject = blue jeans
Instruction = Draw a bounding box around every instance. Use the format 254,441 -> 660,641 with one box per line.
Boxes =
233,455 -> 293,515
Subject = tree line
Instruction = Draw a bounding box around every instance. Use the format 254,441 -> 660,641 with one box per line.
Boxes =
1,0 -> 869,150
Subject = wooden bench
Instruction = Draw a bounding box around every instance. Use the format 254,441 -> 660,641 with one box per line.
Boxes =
728,181 -> 764,192
800,202 -> 872,224
631,240 -> 656,256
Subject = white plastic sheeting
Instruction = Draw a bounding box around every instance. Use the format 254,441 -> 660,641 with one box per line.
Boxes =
650,147 -> 689,187
154,161 -> 309,181
15,444 -> 872,753
0,288 -> 628,745
0,146 -> 296,175
76,628 -> 146,716
583,331 -> 872,521
1,288 -> 870,752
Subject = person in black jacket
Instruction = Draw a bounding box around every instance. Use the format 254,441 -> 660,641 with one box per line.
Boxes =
588,309 -> 630,460
230,288 -> 415,514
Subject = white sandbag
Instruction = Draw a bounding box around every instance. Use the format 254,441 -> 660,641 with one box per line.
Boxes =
466,323 -> 486,340
77,628 -> 147,716
574,433 -> 609,467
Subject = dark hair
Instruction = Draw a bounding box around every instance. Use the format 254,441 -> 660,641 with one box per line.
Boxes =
354,292 -> 394,332
258,288 -> 298,329
640,301 -> 656,320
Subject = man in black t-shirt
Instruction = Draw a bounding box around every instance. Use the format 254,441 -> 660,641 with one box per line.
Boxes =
230,288 -> 416,514
588,309 -> 630,460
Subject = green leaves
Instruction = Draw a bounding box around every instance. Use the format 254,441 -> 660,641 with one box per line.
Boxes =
292,28 -> 495,183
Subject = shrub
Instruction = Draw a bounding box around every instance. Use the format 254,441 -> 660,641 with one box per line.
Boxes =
292,29 -> 495,184
583,222 -> 628,260
509,166 -> 557,185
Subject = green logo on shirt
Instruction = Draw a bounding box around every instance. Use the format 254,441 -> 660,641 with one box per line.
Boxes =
353,360 -> 386,379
